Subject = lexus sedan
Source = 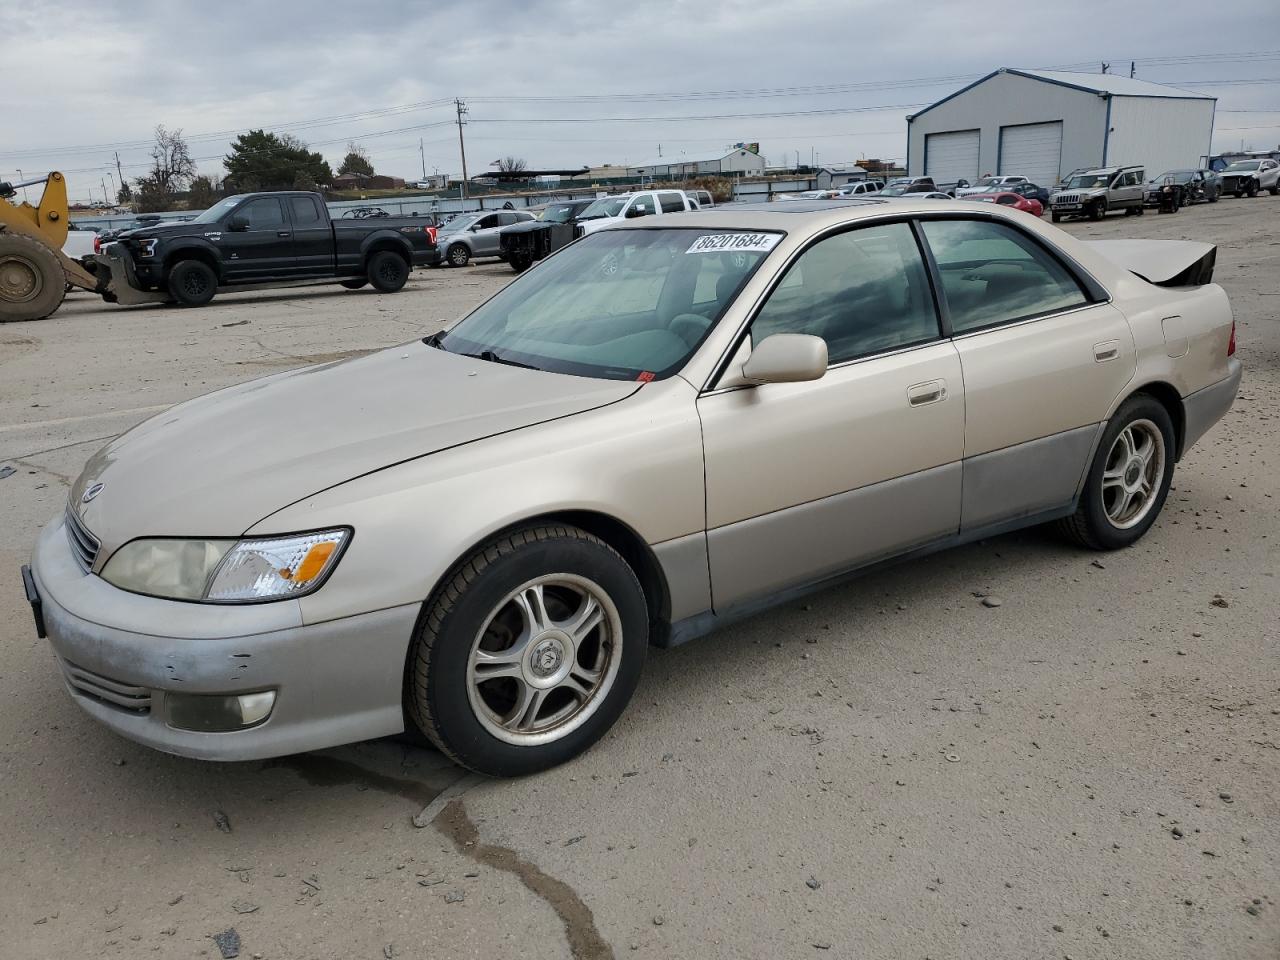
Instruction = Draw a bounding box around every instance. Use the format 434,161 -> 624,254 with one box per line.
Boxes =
23,199 -> 1241,777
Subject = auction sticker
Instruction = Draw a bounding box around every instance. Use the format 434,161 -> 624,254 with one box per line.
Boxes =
686,232 -> 782,254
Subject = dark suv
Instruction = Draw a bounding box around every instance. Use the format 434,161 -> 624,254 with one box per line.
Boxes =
498,198 -> 595,272
1144,169 -> 1220,208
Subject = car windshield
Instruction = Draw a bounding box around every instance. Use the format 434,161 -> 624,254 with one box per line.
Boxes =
878,186 -> 910,196
440,214 -> 480,233
975,178 -> 1001,187
1065,173 -> 1111,188
578,197 -> 628,219
1154,170 -> 1194,183
190,197 -> 245,224
1225,160 -> 1260,171
435,228 -> 779,381
540,203 -> 580,223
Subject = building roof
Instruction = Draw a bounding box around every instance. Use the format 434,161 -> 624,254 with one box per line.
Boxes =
628,149 -> 759,168
909,67 -> 1215,121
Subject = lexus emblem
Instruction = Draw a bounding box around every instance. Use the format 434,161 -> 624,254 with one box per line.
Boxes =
82,482 -> 105,504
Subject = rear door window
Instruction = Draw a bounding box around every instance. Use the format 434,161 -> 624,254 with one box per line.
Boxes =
920,218 -> 1088,334
659,192 -> 686,213
289,196 -> 323,225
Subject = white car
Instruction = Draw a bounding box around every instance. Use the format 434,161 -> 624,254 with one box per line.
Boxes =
1218,158 -> 1280,197
836,181 -> 883,197
576,190 -> 697,234
62,229 -> 97,261
955,175 -> 1029,198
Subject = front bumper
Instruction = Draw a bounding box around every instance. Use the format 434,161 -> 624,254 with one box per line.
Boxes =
27,516 -> 416,761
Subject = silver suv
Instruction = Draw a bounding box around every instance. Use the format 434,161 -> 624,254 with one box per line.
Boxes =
1050,166 -> 1145,222
434,210 -> 537,267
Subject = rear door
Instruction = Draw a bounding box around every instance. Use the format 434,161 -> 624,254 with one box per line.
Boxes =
220,197 -> 295,282
287,195 -> 333,277
917,216 -> 1135,532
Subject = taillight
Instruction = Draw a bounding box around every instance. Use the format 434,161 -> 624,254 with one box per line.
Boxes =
426,226 -> 437,244
93,235 -> 101,254
1227,319 -> 1236,357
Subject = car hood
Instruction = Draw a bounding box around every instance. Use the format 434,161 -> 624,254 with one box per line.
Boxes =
118,221 -> 192,240
71,343 -> 639,553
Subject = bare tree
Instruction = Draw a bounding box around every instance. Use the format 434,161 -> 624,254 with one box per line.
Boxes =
133,125 -> 196,211
497,156 -> 528,173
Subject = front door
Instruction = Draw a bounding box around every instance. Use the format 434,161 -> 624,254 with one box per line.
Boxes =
287,195 -> 332,277
220,197 -> 295,282
698,220 -> 965,609
468,213 -> 504,257
916,217 -> 1137,531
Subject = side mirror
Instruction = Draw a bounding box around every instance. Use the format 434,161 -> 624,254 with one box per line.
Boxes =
227,215 -> 249,232
625,206 -> 645,218
742,334 -> 828,385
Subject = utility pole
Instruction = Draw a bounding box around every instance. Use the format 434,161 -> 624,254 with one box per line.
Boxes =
101,178 -> 109,205
1129,61 -> 1136,78
420,138 -> 427,179
114,151 -> 125,190
455,99 -> 469,202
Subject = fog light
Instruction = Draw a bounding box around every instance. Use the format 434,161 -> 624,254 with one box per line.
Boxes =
166,690 -> 276,732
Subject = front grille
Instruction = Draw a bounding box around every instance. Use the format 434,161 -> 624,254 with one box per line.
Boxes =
64,505 -> 100,573
61,660 -> 152,714
1054,193 -> 1081,205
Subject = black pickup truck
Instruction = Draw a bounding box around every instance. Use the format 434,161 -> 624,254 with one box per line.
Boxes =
96,191 -> 437,307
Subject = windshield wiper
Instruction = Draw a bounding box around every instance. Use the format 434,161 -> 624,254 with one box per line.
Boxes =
463,349 -> 539,370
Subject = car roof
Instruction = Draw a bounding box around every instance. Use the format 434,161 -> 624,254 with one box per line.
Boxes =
594,197 -> 996,231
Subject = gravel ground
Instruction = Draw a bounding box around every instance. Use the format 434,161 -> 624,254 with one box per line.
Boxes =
1,199 -> 1277,960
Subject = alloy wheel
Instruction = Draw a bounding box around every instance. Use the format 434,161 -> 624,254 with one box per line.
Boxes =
466,574 -> 622,746
1101,419 -> 1166,529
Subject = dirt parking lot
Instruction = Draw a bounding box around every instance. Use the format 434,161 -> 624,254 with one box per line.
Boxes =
2,200 -> 1278,960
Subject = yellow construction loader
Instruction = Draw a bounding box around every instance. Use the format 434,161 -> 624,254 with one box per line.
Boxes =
0,171 -> 106,322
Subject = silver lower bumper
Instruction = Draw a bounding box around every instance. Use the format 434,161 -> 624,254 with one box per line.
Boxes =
1182,358 -> 1242,455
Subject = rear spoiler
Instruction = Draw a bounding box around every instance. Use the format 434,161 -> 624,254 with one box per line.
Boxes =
1084,239 -> 1216,287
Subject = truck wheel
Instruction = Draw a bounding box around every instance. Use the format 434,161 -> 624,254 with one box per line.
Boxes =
367,251 -> 409,292
0,232 -> 67,322
510,253 -> 533,273
1089,200 -> 1107,221
166,259 -> 217,307
340,278 -> 368,290
447,243 -> 470,268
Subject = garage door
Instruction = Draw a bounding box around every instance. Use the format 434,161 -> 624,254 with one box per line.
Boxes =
999,122 -> 1063,187
924,130 -> 980,184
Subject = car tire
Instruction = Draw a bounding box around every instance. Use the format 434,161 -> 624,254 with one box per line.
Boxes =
1089,200 -> 1107,221
367,251 -> 409,292
1270,185 -> 1279,196
447,243 -> 470,268
340,278 -> 368,290
1246,180 -> 1259,198
1208,191 -> 1218,203
1055,395 -> 1176,551
509,253 -> 533,273
166,259 -> 217,307
1051,212 -> 1062,223
405,525 -> 648,777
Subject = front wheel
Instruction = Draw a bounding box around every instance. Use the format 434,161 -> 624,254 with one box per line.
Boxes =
1245,180 -> 1259,198
166,259 -> 216,307
1051,212 -> 1062,223
1055,395 -> 1175,550
509,253 -> 533,273
406,525 -> 648,777
1088,200 -> 1107,221
367,251 -> 409,292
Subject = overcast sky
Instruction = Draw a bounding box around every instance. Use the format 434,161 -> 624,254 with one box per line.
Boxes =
3,0 -> 1278,204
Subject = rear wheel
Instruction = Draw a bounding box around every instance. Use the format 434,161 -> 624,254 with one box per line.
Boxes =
1270,184 -> 1279,196
166,259 -> 216,307
0,232 -> 66,322
406,525 -> 648,777
1055,395 -> 1175,550
447,243 -> 470,268
367,251 -> 409,292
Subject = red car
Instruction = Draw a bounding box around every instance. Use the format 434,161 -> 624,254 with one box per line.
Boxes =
968,190 -> 1043,217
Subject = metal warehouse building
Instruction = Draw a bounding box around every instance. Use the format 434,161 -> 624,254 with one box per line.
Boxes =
628,148 -> 767,179
907,68 -> 1216,187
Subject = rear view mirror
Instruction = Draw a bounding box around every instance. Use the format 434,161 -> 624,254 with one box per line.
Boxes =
742,334 -> 828,384
227,216 -> 249,232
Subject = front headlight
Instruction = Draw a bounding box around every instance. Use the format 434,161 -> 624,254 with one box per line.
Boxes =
137,238 -> 159,258
101,529 -> 350,603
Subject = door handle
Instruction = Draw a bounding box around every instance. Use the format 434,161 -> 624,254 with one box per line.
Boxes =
907,379 -> 947,406
277,231 -> 292,238
1093,339 -> 1120,362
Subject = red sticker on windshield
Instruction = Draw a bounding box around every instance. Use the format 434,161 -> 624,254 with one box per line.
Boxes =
636,371 -> 656,382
